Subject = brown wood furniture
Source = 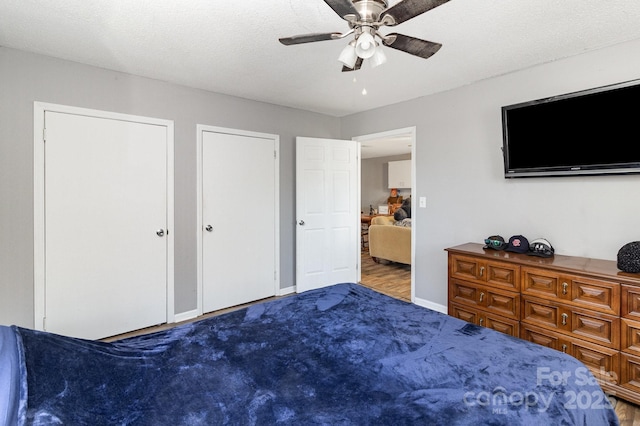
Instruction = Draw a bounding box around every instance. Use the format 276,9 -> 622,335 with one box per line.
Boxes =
446,242 -> 640,405
361,216 -> 371,250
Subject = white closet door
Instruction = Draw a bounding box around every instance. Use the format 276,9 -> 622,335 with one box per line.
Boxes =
44,111 -> 169,340
201,130 -> 276,313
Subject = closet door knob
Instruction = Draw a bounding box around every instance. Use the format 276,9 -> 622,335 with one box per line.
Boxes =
156,229 -> 165,237
299,220 -> 305,226
205,225 -> 213,232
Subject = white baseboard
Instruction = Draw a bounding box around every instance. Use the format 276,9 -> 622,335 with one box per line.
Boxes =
176,287 -> 438,323
414,297 -> 448,315
173,309 -> 199,324
278,285 -> 296,296
174,288 -> 296,324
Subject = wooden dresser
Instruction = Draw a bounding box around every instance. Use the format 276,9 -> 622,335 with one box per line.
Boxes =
446,242 -> 640,405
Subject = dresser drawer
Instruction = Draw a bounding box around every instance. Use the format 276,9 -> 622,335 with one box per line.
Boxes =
572,340 -> 620,385
572,311 -> 619,349
622,318 -> 640,355
521,296 -> 619,349
449,254 -> 520,291
449,302 -> 479,324
449,280 -> 520,320
449,302 -> 519,337
521,324 -> 619,384
484,314 -> 520,337
571,275 -> 620,315
621,353 -> 640,393
522,267 -> 619,315
450,280 -> 481,307
622,285 -> 640,320
449,255 -> 482,282
521,324 -> 570,351
521,268 -> 564,299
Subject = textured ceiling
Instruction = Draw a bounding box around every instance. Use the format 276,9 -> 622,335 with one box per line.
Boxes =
1,0 -> 640,117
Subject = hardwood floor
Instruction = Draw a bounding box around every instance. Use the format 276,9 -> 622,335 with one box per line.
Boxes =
359,250 -> 411,302
109,250 -> 640,424
617,400 -> 640,426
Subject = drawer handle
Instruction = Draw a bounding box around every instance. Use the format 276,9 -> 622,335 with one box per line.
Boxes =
479,292 -> 485,303
561,313 -> 568,326
479,318 -> 484,326
562,282 -> 568,295
479,266 -> 485,277
562,344 -> 567,353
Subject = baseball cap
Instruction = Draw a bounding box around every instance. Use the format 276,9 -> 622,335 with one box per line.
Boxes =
505,235 -> 529,253
484,235 -> 507,251
528,238 -> 555,258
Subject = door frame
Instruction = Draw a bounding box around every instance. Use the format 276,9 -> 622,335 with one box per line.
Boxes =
33,102 -> 175,330
352,126 -> 416,302
196,125 -> 280,316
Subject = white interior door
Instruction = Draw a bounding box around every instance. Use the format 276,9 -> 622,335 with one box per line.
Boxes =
41,109 -> 172,340
296,137 -> 359,293
201,129 -> 277,313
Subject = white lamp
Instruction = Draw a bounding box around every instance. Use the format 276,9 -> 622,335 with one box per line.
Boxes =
338,42 -> 358,68
355,30 -> 376,59
369,43 -> 387,68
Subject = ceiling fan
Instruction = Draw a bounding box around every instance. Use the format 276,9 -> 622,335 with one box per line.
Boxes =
279,0 -> 450,72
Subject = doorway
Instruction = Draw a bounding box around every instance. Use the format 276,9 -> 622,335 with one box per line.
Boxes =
353,127 -> 416,302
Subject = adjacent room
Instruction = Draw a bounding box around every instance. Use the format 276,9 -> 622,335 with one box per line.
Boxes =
359,133 -> 413,301
2,0 -> 640,423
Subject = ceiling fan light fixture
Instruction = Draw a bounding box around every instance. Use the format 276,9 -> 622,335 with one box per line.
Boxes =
369,44 -> 387,68
279,0 -> 451,73
355,30 -> 376,59
338,42 -> 358,68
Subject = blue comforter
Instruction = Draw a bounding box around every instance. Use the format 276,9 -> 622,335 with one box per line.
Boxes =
1,284 -> 618,425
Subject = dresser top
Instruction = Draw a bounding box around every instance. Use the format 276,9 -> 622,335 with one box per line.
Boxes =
446,242 -> 640,285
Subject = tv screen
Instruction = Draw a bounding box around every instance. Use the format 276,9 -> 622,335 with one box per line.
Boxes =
501,79 -> 640,178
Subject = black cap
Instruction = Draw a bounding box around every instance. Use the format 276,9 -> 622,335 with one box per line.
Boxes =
484,235 -> 507,251
505,235 -> 529,253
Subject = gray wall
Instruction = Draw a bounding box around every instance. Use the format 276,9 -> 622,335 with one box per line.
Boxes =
0,47 -> 340,327
341,38 -> 640,308
361,154 -> 411,214
4,37 -> 640,326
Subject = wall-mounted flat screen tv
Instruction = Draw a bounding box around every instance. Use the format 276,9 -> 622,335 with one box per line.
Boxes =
501,79 -> 640,178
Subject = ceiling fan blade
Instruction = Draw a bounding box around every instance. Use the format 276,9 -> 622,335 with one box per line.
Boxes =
342,57 -> 363,72
324,0 -> 361,20
382,33 -> 442,59
279,32 -> 342,45
381,0 -> 450,26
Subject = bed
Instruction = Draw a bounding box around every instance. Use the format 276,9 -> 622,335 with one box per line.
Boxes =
1,283 -> 618,425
